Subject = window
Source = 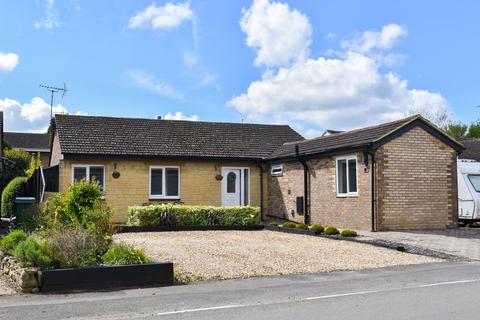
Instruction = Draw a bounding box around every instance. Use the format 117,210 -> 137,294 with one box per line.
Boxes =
227,172 -> 237,193
271,164 -> 283,176
336,155 -> 357,196
149,166 -> 180,199
468,175 -> 480,192
72,165 -> 105,190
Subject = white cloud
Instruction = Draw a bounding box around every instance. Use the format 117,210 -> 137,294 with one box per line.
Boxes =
240,0 -> 312,67
341,23 -> 408,54
0,52 -> 19,73
128,2 -> 193,30
34,0 -> 61,30
325,32 -> 336,40
127,69 -> 183,99
0,97 -> 71,132
163,111 -> 199,121
183,51 -> 198,67
230,3 -> 449,133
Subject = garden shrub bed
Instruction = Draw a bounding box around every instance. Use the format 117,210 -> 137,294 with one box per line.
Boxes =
0,181 -> 175,293
118,224 -> 264,233
264,224 -> 358,239
127,205 -> 260,227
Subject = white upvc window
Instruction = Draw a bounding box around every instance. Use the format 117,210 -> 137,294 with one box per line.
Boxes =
149,166 -> 180,199
336,155 -> 358,197
72,165 -> 105,191
271,164 -> 283,176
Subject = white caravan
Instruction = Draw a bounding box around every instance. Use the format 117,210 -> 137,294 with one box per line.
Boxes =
458,159 -> 480,222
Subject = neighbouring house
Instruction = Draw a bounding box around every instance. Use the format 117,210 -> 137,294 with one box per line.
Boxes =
458,138 -> 480,161
48,113 -> 463,230
4,132 -> 51,167
49,114 -> 303,223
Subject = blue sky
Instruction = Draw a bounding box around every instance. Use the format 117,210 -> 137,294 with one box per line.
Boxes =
0,0 -> 479,135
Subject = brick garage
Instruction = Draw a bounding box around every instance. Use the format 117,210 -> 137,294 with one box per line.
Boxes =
267,116 -> 463,231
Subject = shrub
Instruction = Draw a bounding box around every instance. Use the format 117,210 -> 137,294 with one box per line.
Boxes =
324,226 -> 340,235
13,237 -> 51,269
340,229 -> 358,237
42,228 -> 98,268
1,177 -> 27,218
0,230 -> 28,254
269,221 -> 278,227
127,204 -> 259,227
310,224 -> 324,233
42,181 -> 114,256
102,243 -> 152,266
282,222 -> 297,228
2,149 -> 32,188
296,223 -> 309,230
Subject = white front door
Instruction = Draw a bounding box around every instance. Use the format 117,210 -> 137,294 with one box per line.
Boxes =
222,168 -> 241,206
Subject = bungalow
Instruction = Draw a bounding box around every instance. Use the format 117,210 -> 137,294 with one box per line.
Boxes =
4,132 -> 51,167
49,114 -> 463,230
267,115 -> 463,231
49,114 -> 303,223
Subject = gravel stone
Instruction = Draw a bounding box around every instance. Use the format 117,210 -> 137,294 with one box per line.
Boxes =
115,230 -> 440,282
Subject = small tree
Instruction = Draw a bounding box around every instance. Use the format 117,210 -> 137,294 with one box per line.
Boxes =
2,149 -> 32,188
467,120 -> 480,138
446,122 -> 468,140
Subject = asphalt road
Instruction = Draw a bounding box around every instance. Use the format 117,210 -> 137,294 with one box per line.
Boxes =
1,262 -> 480,320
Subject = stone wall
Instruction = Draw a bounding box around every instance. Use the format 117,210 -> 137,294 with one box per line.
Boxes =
0,253 -> 41,293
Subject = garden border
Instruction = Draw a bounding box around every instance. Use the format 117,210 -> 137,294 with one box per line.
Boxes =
117,225 -> 264,233
40,262 -> 174,293
264,225 -> 467,261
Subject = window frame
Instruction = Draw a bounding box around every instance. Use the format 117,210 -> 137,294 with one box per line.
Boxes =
71,164 -> 106,190
149,166 -> 181,200
271,164 -> 283,177
336,155 -> 358,197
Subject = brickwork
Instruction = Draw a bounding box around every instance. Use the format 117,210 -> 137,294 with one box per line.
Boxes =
267,127 -> 459,231
58,159 -> 261,223
376,127 -> 458,230
267,152 -> 372,229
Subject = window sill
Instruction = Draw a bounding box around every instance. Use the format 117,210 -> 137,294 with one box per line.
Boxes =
336,194 -> 358,198
149,197 -> 181,201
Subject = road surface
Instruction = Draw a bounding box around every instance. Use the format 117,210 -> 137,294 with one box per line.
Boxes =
1,262 -> 479,319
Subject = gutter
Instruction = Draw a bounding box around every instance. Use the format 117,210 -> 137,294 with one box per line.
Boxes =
295,145 -> 310,225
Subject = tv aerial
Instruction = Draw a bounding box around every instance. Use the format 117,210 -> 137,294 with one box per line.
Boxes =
39,82 -> 67,119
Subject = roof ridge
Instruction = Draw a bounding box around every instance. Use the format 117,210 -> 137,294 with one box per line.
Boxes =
4,132 -> 49,135
282,115 -> 419,146
55,113 -> 294,128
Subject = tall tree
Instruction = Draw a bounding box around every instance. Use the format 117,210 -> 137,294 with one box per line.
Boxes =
446,122 -> 468,140
404,108 -> 452,129
467,120 -> 480,138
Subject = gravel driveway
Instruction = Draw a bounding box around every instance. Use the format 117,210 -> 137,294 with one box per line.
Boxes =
115,231 -> 439,281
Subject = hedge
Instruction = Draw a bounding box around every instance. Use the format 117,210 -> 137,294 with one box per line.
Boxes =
127,204 -> 259,227
1,177 -> 27,218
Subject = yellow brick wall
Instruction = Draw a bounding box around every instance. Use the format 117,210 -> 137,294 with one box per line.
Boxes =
58,159 -> 262,223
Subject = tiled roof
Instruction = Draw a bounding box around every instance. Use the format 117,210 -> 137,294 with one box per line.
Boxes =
4,132 -> 51,151
269,115 -> 440,159
459,139 -> 480,161
55,114 -> 304,160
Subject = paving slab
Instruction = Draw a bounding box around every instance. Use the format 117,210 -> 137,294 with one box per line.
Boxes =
359,228 -> 480,261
